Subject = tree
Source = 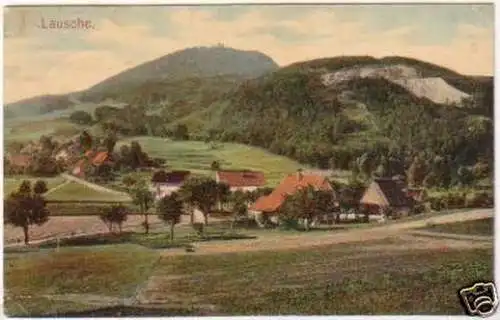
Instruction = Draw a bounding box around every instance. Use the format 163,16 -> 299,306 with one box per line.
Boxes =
374,156 -> 388,177
457,166 -> 474,187
210,160 -> 221,171
99,204 -> 128,233
39,135 -> 55,153
173,124 -> 189,140
122,174 -> 137,188
33,180 -> 48,194
179,176 -> 219,226
4,181 -> 50,244
407,156 -> 427,187
157,192 -> 184,241
130,141 -> 148,169
279,186 -> 335,231
130,180 -> 154,234
103,131 -> 117,153
79,130 -> 93,151
69,110 -> 93,125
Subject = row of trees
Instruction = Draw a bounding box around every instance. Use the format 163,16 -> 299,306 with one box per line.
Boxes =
70,106 -> 192,141
127,176 -> 272,236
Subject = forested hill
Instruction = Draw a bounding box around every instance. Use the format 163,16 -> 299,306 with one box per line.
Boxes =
201,56 -> 493,188
5,46 -> 278,119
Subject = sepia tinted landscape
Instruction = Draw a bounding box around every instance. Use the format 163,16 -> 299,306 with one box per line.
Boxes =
3,4 -> 494,317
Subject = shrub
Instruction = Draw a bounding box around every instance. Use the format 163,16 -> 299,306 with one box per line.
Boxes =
465,191 -> 494,208
192,222 -> 204,235
411,203 -> 426,215
279,216 -> 302,231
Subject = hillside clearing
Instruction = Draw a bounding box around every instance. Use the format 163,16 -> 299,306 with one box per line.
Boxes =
117,137 -> 349,186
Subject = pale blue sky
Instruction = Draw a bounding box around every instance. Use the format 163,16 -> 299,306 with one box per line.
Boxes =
4,4 -> 494,103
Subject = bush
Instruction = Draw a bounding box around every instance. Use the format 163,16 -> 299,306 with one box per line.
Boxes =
465,191 -> 494,208
279,217 -> 302,231
192,223 -> 204,235
411,203 -> 426,215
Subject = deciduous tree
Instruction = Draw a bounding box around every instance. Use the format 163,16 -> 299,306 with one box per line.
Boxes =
130,180 -> 154,234
157,192 -> 184,241
4,181 -> 50,244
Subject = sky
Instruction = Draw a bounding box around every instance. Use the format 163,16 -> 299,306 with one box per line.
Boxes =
3,4 -> 494,104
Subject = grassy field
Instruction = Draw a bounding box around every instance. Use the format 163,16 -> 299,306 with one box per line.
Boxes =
4,244 -> 159,317
4,176 -> 66,196
3,237 -> 493,316
154,245 -> 492,315
44,182 -> 132,202
4,118 -> 82,143
117,136 -> 350,186
420,217 -> 494,236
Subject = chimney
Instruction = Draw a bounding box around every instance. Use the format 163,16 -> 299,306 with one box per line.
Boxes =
296,168 -> 303,181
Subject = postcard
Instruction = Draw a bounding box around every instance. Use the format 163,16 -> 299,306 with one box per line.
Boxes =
3,3 -> 495,317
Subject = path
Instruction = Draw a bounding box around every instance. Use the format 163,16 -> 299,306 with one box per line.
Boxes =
160,208 -> 493,256
408,230 -> 493,242
44,180 -> 71,195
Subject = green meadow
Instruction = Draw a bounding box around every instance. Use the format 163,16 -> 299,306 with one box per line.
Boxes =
117,136 -> 350,186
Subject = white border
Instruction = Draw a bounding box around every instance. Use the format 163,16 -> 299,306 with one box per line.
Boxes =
0,1 -> 497,320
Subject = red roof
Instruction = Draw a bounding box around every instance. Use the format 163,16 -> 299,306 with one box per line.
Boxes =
250,173 -> 333,213
8,154 -> 32,167
216,170 -> 266,187
92,152 -> 109,166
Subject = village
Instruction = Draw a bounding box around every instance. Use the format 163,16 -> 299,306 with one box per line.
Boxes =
4,130 -> 434,230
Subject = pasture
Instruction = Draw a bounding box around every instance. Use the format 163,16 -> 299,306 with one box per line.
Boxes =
4,176 -> 66,196
117,136 -> 350,186
4,118 -> 81,143
419,217 -> 494,236
3,237 -> 493,316
44,181 -> 132,202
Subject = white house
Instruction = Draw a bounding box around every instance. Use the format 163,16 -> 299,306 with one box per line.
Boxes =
150,170 -> 191,201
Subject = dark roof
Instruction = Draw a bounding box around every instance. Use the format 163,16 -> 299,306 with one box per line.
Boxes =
152,170 -> 191,184
374,178 -> 412,207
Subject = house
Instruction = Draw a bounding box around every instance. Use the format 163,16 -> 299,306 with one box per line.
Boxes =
150,170 -> 191,200
215,170 -> 266,192
359,178 -> 414,217
6,154 -> 32,174
250,170 -> 336,221
91,151 -> 111,166
71,151 -> 112,178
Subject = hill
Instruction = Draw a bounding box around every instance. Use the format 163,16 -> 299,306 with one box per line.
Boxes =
5,46 -> 278,122
4,94 -> 78,120
197,56 -> 493,187
82,46 -> 279,98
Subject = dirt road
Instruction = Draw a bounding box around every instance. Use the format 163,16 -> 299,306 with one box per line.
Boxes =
160,208 -> 494,256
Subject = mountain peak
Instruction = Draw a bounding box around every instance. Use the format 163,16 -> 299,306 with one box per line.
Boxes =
86,46 -> 279,94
